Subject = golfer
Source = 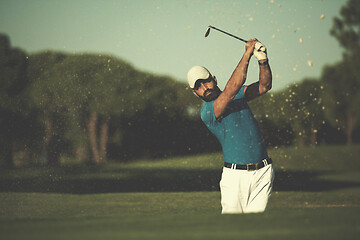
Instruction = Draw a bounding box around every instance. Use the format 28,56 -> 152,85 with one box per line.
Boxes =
187,39 -> 274,214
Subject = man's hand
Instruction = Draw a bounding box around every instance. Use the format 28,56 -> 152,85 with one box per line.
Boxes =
253,41 -> 267,61
245,39 -> 258,56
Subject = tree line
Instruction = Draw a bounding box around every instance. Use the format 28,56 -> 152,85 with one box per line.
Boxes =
0,35 -> 215,167
0,0 -> 359,168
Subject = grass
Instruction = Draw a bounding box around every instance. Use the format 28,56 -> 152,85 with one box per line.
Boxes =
0,145 -> 359,240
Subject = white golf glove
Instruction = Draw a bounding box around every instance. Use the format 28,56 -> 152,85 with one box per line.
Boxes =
254,42 -> 267,61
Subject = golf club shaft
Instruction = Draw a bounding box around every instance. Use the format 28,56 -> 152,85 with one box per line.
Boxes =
209,26 -> 247,43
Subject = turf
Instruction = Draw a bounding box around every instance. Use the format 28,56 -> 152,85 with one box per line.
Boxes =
0,145 -> 359,240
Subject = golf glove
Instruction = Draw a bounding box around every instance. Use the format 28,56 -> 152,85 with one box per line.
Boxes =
254,42 -> 267,61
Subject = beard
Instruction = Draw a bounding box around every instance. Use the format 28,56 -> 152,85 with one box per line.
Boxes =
199,87 -> 221,102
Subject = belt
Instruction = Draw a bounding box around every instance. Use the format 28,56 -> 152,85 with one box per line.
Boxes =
224,158 -> 272,171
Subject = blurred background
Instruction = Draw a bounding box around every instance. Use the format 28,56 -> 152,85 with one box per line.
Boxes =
0,0 -> 359,167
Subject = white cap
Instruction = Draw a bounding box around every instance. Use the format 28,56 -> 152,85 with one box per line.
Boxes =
187,66 -> 211,88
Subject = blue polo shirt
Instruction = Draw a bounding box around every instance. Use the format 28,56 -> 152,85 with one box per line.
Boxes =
200,85 -> 268,165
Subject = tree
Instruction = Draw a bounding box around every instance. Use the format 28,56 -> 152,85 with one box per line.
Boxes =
118,73 -> 202,158
331,0 -> 360,59
326,0 -> 360,144
27,51 -> 69,165
0,34 -> 31,168
249,91 -> 293,146
250,79 -> 326,147
321,60 -> 360,144
27,50 -> 204,163
55,54 -> 138,164
282,80 -> 325,146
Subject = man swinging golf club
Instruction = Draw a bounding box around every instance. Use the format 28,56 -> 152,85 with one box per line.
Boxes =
187,38 -> 274,214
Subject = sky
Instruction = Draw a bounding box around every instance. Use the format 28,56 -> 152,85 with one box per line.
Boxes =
0,0 -> 348,92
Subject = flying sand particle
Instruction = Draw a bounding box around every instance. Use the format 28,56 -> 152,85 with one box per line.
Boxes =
320,14 -> 325,20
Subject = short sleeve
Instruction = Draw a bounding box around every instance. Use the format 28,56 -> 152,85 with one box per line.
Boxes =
200,101 -> 217,127
234,85 -> 247,100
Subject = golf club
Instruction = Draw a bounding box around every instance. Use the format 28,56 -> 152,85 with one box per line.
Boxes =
205,25 -> 247,43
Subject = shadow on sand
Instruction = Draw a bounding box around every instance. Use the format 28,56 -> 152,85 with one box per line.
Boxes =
1,167 -> 359,194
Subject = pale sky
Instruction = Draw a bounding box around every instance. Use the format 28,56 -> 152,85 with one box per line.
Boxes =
0,0 -> 347,91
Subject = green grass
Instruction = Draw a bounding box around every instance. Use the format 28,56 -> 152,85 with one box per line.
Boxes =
0,145 -> 359,240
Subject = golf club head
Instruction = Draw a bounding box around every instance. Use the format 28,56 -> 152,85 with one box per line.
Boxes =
205,27 -> 211,37
204,25 -> 247,43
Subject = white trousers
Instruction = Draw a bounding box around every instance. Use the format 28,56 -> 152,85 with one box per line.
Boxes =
220,164 -> 274,214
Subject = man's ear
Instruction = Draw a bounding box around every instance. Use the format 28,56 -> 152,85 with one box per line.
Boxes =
213,76 -> 217,84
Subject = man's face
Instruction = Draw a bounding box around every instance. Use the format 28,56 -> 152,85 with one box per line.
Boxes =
192,76 -> 219,102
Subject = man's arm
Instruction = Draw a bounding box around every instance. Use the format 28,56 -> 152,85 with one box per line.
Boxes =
213,39 -> 257,119
244,41 -> 272,101
244,60 -> 272,101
